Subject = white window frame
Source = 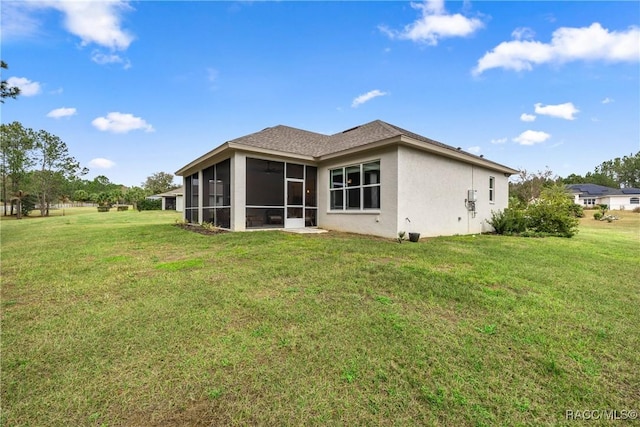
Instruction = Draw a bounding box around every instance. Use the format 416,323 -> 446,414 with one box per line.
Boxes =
329,160 -> 380,212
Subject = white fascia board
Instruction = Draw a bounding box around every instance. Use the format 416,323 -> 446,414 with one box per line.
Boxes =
175,142 -> 231,176
229,143 -> 316,163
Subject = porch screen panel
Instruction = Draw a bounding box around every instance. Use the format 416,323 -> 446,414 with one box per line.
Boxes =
190,173 -> 199,208
185,173 -> 199,223
286,163 -> 304,179
204,159 -> 231,228
203,166 -> 215,207
246,158 -> 284,206
216,159 -> 231,207
305,166 -> 317,207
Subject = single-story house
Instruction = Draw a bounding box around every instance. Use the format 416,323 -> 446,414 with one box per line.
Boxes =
147,189 -> 184,211
567,184 -> 640,210
158,188 -> 184,211
175,120 -> 518,238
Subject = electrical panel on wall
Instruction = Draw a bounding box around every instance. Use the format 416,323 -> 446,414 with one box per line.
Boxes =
467,189 -> 477,202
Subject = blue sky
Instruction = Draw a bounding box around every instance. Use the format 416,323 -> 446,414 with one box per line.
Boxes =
2,0 -> 638,187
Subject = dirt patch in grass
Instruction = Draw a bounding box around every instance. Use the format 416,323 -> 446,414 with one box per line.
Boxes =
123,399 -> 224,427
174,223 -> 229,236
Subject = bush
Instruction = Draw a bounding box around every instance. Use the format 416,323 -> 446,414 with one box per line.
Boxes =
136,198 -> 161,211
526,186 -> 579,237
593,212 -> 603,220
633,207 -> 640,213
21,195 -> 37,217
490,185 -> 579,238
488,208 -> 526,234
568,203 -> 584,218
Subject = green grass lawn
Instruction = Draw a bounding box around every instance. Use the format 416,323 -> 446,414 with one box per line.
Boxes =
1,209 -> 639,426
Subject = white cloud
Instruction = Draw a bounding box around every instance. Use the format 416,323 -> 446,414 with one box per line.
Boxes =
490,137 -> 507,144
379,0 -> 484,45
91,51 -> 131,69
520,113 -> 536,122
534,102 -> 579,120
2,1 -> 134,67
602,97 -> 614,104
467,146 -> 481,154
0,2 -> 42,40
47,107 -> 77,119
88,158 -> 116,169
512,27 -> 535,41
473,23 -> 640,75
513,130 -> 551,146
92,112 -> 154,133
6,77 -> 41,96
351,89 -> 388,108
46,0 -> 135,50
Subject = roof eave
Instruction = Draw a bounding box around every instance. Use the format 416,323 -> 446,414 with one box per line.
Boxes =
175,141 -> 318,176
230,142 -> 316,162
175,142 -> 231,176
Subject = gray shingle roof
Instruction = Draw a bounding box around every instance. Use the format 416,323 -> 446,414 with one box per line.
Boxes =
567,184 -> 640,196
231,119 -> 487,158
227,125 -> 330,156
178,119 -> 518,175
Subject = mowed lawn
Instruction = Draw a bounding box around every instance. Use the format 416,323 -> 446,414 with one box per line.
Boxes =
1,208 -> 638,426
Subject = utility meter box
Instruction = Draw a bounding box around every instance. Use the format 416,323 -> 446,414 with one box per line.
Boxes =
468,189 -> 477,202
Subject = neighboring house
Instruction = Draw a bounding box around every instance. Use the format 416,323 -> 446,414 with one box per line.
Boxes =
175,120 -> 518,238
158,188 -> 184,212
147,189 -> 184,212
567,184 -> 640,210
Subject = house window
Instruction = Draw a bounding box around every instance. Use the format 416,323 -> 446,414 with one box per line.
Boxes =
489,176 -> 495,203
631,197 -> 639,205
583,198 -> 596,206
185,172 -> 199,223
329,161 -> 380,211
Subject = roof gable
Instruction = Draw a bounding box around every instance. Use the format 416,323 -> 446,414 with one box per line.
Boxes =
227,125 -> 330,156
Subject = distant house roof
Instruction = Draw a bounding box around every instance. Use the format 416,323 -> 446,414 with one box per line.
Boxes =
567,184 -> 640,197
176,120 -> 518,176
153,188 -> 184,198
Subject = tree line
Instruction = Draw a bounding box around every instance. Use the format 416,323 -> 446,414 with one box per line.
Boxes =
510,151 -> 640,204
1,122 -> 180,218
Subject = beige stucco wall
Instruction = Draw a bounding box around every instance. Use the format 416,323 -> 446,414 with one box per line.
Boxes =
396,146 -> 509,238
231,152 -> 246,231
180,144 -> 512,237
316,147 -> 398,238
